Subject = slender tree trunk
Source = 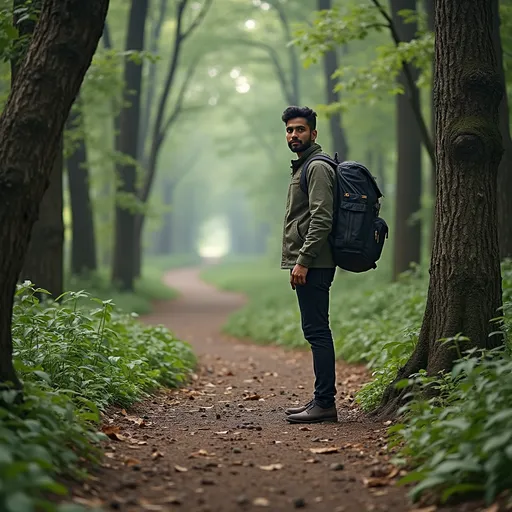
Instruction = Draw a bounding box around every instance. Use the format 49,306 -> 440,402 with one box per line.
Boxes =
317,0 -> 348,160
376,0 -> 504,418
139,0 -> 168,162
21,139 -> 64,296
0,0 -> 108,387
66,104 -> 97,275
111,0 -> 149,291
391,0 -> 422,280
493,0 -> 512,259
157,180 -> 174,255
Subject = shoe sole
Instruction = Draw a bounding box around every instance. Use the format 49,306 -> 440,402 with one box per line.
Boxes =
286,416 -> 338,424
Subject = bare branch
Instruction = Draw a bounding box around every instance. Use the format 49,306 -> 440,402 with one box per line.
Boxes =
233,38 -> 295,105
158,57 -> 202,147
267,0 -> 300,104
182,0 -> 213,41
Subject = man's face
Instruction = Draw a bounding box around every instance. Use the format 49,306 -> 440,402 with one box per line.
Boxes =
285,117 -> 317,154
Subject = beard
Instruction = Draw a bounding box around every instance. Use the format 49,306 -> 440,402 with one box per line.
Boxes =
288,137 -> 312,153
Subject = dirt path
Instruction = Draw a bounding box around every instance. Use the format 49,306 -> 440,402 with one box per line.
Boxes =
69,268 -> 472,512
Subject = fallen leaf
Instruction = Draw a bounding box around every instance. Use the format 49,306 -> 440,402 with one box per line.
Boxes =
215,431 -> 229,435
151,450 -> 164,460
138,441 -> 148,445
124,457 -> 141,467
138,498 -> 165,511
309,446 -> 340,454
258,463 -> 283,471
363,477 -> 393,488
253,497 -> 270,507
386,467 -> 400,479
189,449 -> 215,458
73,497 -> 104,507
299,426 -> 312,432
162,496 -> 182,505
243,394 -> 261,401
101,425 -> 126,441
121,409 -> 127,416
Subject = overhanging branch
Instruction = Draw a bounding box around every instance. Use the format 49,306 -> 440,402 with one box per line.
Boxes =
371,0 -> 435,166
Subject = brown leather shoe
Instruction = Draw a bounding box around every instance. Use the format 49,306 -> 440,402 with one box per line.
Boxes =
284,400 -> 314,416
286,402 -> 337,424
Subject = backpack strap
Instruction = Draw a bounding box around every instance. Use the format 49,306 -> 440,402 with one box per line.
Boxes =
299,154 -> 338,195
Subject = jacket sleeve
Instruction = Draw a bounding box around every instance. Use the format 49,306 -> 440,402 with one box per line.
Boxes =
296,161 -> 335,267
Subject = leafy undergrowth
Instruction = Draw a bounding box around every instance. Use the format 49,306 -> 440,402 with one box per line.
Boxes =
1,283 -> 196,512
202,257 -> 512,505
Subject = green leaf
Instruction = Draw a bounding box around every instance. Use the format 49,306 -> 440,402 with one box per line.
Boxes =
6,492 -> 34,512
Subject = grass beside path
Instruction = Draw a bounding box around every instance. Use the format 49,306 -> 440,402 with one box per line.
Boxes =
67,253 -> 201,315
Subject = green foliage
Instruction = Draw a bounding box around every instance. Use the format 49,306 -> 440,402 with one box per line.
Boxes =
389,345 -> 512,505
293,4 -> 433,109
0,282 -> 196,510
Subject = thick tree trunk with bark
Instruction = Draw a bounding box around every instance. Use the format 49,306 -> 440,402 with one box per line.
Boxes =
21,139 -> 64,296
66,104 -> 97,275
0,0 -> 109,387
14,0 -> 64,297
391,0 -> 422,280
317,0 -> 348,160
376,0 -> 504,418
111,0 -> 149,291
492,0 -> 512,259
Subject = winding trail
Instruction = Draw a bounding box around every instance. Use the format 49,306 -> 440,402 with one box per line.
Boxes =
69,267 -> 476,512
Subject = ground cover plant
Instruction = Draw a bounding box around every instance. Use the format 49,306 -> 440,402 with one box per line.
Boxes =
0,282 -> 195,511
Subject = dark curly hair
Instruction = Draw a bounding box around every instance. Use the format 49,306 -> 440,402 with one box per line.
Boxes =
281,106 -> 317,130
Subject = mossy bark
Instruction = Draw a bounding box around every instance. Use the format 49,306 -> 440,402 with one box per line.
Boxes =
375,0 -> 504,418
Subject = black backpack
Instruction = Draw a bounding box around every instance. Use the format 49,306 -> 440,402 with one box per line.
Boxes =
300,154 -> 389,273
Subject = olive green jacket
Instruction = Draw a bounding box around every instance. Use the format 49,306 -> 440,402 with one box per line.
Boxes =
281,143 -> 335,269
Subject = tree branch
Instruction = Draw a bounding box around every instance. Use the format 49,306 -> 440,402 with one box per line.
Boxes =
158,57 -> 201,151
102,20 -> 113,49
232,38 -> 294,105
371,0 -> 435,165
268,0 -> 300,104
182,0 -> 213,41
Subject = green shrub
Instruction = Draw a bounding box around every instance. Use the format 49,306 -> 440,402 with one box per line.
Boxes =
389,344 -> 512,505
0,283 -> 196,511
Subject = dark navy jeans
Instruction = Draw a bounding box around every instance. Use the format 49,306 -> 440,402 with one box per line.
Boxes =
294,267 -> 337,408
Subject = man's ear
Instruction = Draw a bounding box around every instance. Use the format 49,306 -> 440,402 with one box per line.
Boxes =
311,129 -> 318,142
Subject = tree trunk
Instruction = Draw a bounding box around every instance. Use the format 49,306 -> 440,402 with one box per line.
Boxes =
0,0 -> 108,388
21,139 -> 64,297
376,0 -> 504,418
317,0 -> 348,160
14,0 -> 64,297
111,0 -> 149,291
157,180 -> 174,255
493,0 -> 512,259
391,0 -> 422,280
426,0 -> 436,249
66,104 -> 97,275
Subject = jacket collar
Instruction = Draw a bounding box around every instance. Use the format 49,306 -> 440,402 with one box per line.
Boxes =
290,143 -> 322,173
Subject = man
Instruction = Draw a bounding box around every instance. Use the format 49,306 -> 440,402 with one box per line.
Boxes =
280,106 -> 338,424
